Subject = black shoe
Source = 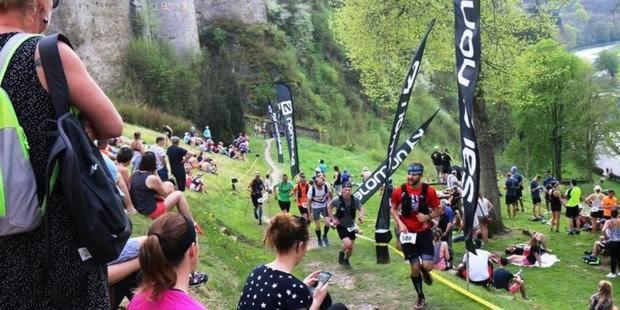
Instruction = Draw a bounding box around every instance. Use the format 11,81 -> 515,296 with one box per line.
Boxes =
414,297 -> 427,310
258,221 -> 263,225
338,252 -> 345,265
189,271 -> 209,288
420,268 -> 433,286
323,238 -> 330,246
575,230 -> 580,235
585,251 -> 593,255
343,258 -> 352,269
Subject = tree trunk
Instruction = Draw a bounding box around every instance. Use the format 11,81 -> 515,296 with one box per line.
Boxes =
474,89 -> 507,234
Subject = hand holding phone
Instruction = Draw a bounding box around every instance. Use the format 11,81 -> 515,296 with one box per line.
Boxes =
317,271 -> 332,287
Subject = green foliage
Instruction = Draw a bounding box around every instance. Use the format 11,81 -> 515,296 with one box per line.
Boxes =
594,49 -> 619,77
114,100 -> 193,138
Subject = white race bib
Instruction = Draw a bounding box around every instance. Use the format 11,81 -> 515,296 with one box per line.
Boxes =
347,225 -> 357,233
399,232 -> 417,245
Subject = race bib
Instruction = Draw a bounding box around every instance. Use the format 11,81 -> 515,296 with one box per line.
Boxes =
592,206 -> 600,212
399,232 -> 417,245
347,225 -> 357,233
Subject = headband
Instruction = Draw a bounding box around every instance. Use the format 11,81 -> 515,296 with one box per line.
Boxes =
153,216 -> 196,263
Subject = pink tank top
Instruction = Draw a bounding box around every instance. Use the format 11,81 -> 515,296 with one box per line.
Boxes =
128,289 -> 206,310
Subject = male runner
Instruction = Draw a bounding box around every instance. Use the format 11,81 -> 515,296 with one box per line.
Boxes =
274,174 -> 294,213
249,172 -> 266,225
293,175 -> 311,220
307,175 -> 332,246
328,182 -> 364,268
390,162 -> 442,309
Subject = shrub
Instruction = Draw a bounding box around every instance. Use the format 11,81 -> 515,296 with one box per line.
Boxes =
114,100 -> 193,137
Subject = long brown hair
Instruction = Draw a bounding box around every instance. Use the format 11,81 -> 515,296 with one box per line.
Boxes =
264,213 -> 309,253
138,213 -> 194,300
598,280 -> 613,306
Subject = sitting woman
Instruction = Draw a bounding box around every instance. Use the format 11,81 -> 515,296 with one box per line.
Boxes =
433,228 -> 450,270
128,213 -> 206,309
589,280 -> 615,310
189,173 -> 206,193
238,214 -> 347,310
129,152 -> 203,233
507,235 -> 544,266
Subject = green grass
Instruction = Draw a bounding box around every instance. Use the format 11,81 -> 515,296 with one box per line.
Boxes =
121,123 -> 620,309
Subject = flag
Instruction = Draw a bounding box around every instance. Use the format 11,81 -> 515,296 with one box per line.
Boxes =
275,83 -> 300,177
267,102 -> 285,163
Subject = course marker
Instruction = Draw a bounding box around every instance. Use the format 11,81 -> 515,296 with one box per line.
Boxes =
355,234 -> 502,310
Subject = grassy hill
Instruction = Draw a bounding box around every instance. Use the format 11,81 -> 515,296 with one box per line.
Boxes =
122,123 -> 620,309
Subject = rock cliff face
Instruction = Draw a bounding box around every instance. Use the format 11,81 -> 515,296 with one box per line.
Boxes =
194,0 -> 267,26
48,0 -> 267,91
49,1 -> 132,91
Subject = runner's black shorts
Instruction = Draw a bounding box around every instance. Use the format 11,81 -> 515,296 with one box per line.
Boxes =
401,230 -> 434,263
531,196 -> 541,204
298,205 -> 308,215
336,225 -> 356,240
251,194 -> 262,208
278,200 -> 291,212
565,206 -> 579,218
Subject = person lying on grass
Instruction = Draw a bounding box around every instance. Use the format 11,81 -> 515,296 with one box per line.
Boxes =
506,235 -> 544,266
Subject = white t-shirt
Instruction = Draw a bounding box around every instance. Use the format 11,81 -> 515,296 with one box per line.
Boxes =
590,193 -> 604,212
447,174 -> 459,188
150,145 -> 166,171
473,198 -> 490,228
307,184 -> 331,209
463,249 -> 491,282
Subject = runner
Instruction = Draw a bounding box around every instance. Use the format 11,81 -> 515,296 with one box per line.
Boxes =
328,182 -> 365,269
565,179 -> 582,235
273,174 -> 294,213
586,185 -> 605,233
249,173 -> 266,225
306,175 -> 333,246
530,175 -> 543,219
390,162 -> 442,310
511,166 -> 525,212
319,159 -> 328,174
549,181 -> 564,233
505,172 -> 519,219
293,175 -> 311,221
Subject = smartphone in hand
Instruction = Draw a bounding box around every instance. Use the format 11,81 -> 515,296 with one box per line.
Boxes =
317,271 -> 332,287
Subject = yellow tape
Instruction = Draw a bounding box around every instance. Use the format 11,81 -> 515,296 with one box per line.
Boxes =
355,234 -> 502,310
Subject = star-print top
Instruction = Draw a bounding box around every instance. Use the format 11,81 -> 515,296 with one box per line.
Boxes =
237,265 -> 313,310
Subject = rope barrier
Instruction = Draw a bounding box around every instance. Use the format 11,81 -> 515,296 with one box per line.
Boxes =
354,234 -> 502,310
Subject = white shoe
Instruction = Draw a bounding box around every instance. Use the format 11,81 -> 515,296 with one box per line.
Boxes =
606,273 -> 617,278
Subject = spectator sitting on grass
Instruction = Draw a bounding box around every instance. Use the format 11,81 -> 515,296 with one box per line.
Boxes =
492,257 -> 527,300
506,235 -> 544,266
584,235 -> 607,265
189,173 -> 206,193
589,280 -> 615,310
456,240 -> 493,286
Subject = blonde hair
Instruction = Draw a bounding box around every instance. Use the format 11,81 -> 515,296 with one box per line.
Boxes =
598,280 -> 613,305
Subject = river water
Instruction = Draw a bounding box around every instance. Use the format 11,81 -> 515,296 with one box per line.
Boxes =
573,42 -> 620,174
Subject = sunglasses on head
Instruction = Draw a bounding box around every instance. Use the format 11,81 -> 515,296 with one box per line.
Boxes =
53,0 -> 60,9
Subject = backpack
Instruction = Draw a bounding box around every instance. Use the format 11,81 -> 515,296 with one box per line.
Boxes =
40,34 -> 131,264
0,33 -> 43,236
335,195 -> 357,220
400,183 -> 429,217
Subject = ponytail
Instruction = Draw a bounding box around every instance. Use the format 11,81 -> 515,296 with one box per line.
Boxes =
138,235 -> 177,300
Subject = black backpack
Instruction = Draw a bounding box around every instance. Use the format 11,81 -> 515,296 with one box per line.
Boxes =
40,34 -> 131,264
401,183 -> 429,217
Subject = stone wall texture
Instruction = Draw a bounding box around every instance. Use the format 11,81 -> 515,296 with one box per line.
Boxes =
194,0 -> 267,26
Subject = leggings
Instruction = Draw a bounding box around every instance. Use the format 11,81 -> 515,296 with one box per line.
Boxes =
608,241 -> 620,274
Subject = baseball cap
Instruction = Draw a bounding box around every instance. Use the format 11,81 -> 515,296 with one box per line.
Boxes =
594,185 -> 602,192
255,172 -> 261,176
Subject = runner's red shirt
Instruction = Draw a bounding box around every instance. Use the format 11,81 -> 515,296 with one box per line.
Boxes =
391,183 -> 440,233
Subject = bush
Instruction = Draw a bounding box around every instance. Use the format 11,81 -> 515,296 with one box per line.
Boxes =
114,100 -> 193,137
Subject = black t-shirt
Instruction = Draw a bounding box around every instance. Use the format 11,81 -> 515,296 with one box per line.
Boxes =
492,268 -> 514,290
251,179 -> 265,195
526,245 -> 541,264
441,153 -> 452,169
167,145 -> 188,174
431,151 -> 443,166
237,265 -> 313,310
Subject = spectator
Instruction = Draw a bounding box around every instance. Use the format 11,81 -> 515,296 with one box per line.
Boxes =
441,148 -> 452,177
474,190 -> 493,244
128,214 -> 206,309
446,169 -> 460,188
492,258 -> 527,299
361,167 -> 371,182
584,235 -> 607,265
129,152 -> 202,234
319,159 -> 328,174
457,241 -> 492,286
203,125 -> 211,140
436,200 -> 457,268
341,169 -> 351,184
542,170 -> 556,212
530,175 -> 543,219
507,235 -> 543,266
130,131 -> 146,172
432,229 -> 450,270
430,146 -> 443,182
0,3 -> 124,307
189,173 -> 206,193
162,124 -> 173,140
333,165 -> 343,194
237,214 -> 346,310
589,280 -> 615,310
150,136 -> 169,181
511,166 -> 524,213
602,210 -> 620,278
505,172 -> 519,219
116,147 -> 134,189
586,185 -> 606,233
167,136 -> 191,191
602,190 -> 618,221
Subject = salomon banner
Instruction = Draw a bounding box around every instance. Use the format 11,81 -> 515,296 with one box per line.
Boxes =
275,83 -> 300,177
267,102 -> 285,164
454,0 -> 481,253
353,110 -> 439,205
383,20 -> 435,193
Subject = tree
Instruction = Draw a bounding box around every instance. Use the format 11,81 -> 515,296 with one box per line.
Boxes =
594,50 -> 619,78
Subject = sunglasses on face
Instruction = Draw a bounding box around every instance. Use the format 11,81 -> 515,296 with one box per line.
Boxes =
53,0 -> 60,9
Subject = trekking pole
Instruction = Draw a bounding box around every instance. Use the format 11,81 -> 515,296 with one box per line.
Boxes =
244,194 -> 250,216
